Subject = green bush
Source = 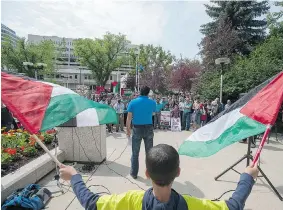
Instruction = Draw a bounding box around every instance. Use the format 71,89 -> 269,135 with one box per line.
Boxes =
23,147 -> 38,157
197,36 -> 283,101
1,153 -> 12,164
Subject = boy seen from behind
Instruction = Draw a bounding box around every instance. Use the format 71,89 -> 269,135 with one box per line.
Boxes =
60,144 -> 258,210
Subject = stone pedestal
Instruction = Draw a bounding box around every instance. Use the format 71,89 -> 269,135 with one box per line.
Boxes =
57,125 -> 106,162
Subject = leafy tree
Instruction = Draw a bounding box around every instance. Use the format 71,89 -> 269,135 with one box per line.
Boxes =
267,1 -> 283,37
124,70 -> 136,91
131,44 -> 174,71
197,35 -> 283,101
139,66 -> 170,94
199,19 -> 241,70
200,1 -> 270,55
74,32 -> 130,86
1,38 -> 56,78
129,44 -> 174,93
171,59 -> 201,92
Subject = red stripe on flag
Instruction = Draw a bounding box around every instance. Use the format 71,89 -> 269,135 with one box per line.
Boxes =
1,73 -> 53,133
240,71 -> 283,125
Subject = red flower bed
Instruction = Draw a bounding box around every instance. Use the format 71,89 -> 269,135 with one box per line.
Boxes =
1,128 -> 56,177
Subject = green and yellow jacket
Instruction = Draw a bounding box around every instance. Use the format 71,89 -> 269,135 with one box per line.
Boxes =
71,173 -> 254,210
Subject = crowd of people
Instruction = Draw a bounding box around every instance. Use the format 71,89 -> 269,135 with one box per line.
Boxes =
60,86 -> 259,210
92,92 -> 232,132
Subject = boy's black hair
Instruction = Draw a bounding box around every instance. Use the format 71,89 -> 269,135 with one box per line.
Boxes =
140,86 -> 150,96
146,144 -> 180,186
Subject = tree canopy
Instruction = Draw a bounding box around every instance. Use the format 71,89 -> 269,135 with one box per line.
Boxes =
128,44 -> 174,93
132,44 -> 174,71
74,32 -> 130,86
197,35 -> 283,101
171,59 -> 201,92
1,38 -> 56,78
267,1 -> 283,38
200,1 -> 270,55
199,19 -> 241,70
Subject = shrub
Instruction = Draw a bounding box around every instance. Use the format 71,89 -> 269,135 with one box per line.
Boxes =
1,128 -> 55,160
1,153 -> 12,164
23,147 -> 38,157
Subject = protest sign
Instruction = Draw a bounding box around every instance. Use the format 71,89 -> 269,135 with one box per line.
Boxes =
171,117 -> 181,132
161,111 -> 171,126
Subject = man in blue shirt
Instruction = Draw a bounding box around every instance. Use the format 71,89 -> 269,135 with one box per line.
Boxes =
126,86 -> 156,179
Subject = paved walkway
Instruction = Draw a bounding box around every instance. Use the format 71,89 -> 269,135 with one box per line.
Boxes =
39,131 -> 283,210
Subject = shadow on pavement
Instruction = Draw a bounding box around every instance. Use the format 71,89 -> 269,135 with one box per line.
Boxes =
136,176 -> 205,198
257,145 -> 283,152
174,181 -> 205,198
93,162 -> 205,198
276,185 -> 283,194
94,161 -> 131,177
107,132 -> 124,139
217,178 -> 283,198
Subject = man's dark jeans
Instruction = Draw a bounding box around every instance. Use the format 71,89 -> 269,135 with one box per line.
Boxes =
183,111 -> 191,130
131,125 -> 154,177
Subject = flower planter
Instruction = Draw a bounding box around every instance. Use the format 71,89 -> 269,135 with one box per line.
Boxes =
1,128 -> 57,177
1,148 -> 65,204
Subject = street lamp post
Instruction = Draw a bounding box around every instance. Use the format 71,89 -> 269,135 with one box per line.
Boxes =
23,62 -> 47,80
135,48 -> 140,92
215,57 -> 230,103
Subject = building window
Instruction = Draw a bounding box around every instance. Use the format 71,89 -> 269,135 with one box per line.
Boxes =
75,75 -> 78,79
110,76 -> 113,80
85,76 -> 88,80
56,74 -> 60,78
69,75 -> 72,79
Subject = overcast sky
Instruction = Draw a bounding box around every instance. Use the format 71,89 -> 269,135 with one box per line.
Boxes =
1,0 -> 280,59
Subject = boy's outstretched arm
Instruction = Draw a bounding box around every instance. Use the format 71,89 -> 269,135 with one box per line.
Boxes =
183,165 -> 259,210
60,165 -> 100,210
225,164 -> 259,210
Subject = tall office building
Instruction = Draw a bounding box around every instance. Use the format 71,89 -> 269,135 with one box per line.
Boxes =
1,23 -> 20,45
28,34 -> 137,91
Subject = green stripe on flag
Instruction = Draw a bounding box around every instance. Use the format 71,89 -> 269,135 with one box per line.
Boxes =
41,94 -> 117,131
178,116 -> 266,157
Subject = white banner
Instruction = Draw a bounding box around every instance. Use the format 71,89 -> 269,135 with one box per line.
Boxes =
161,111 -> 171,126
171,117 -> 181,132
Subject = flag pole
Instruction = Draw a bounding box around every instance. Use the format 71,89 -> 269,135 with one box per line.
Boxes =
252,125 -> 271,166
32,134 -> 61,165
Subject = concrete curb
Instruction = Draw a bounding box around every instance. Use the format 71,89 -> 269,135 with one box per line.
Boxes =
1,148 -> 65,203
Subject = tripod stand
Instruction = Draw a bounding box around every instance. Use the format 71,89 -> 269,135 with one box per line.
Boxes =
214,137 -> 283,201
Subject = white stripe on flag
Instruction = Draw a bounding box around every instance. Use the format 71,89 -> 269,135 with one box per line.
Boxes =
51,86 -> 77,97
187,108 -> 244,142
76,108 -> 100,127
38,81 -> 77,97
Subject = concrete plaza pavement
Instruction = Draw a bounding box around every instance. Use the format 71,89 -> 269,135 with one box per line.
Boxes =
39,131 -> 283,210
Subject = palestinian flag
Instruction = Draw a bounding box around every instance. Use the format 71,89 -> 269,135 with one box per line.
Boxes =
1,72 -> 118,134
179,72 -> 283,157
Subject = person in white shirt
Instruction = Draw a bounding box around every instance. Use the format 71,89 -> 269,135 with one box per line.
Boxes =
114,99 -> 125,132
225,100 -> 232,110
